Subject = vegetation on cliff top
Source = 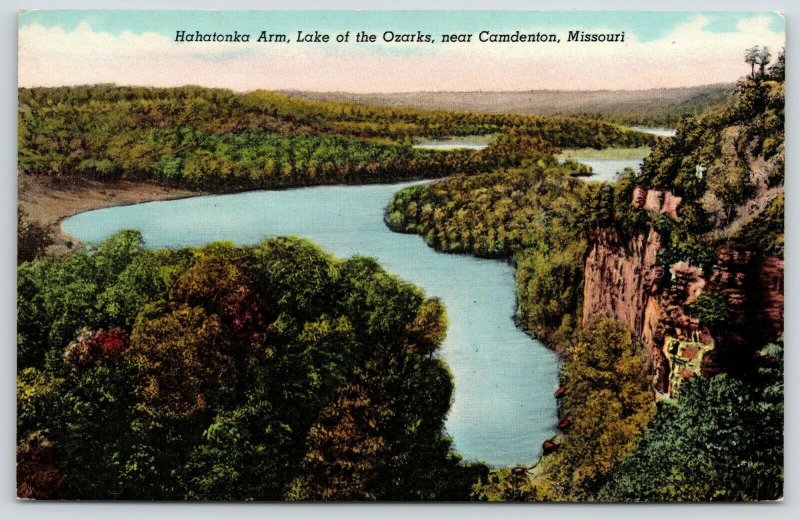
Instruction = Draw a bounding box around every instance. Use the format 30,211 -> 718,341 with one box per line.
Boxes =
632,52 -> 784,250
599,340 -> 783,502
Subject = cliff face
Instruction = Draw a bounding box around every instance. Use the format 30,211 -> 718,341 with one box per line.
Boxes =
582,214 -> 784,394
631,186 -> 682,219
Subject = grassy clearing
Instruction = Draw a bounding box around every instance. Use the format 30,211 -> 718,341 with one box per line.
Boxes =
413,134 -> 496,146
558,146 -> 651,160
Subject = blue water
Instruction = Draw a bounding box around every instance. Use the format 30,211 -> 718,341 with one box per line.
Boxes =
557,155 -> 645,183
413,142 -> 489,151
629,126 -> 677,138
574,158 -> 645,183
62,182 -> 559,467
412,136 -> 493,151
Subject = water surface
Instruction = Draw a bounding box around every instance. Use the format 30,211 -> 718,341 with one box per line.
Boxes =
629,126 -> 677,137
413,135 -> 492,151
558,148 -> 650,183
568,157 -> 646,182
63,182 -> 559,467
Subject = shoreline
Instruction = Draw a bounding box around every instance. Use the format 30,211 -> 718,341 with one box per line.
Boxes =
22,171 -> 565,468
22,173 -> 445,254
18,174 -> 204,255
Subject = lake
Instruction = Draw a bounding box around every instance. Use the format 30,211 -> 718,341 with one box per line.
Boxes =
557,146 -> 652,183
62,182 -> 559,467
558,125 -> 677,181
412,136 -> 493,151
629,126 -> 677,137
568,157 -> 645,182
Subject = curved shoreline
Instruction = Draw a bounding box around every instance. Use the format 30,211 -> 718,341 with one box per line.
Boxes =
60,181 -> 560,467
19,174 -> 204,254
21,173 -> 445,253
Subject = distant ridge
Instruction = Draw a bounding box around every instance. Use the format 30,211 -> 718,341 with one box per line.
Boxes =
282,84 -> 734,125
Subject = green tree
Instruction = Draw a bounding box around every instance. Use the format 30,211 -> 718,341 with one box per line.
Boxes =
599,340 -> 783,502
745,46 -> 761,78
18,233 -> 482,500
757,46 -> 772,78
127,305 -> 233,420
531,319 -> 655,501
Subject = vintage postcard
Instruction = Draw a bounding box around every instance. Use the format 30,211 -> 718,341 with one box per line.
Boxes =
16,10 -> 784,501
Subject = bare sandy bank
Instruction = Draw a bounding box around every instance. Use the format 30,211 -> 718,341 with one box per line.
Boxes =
18,174 -> 203,255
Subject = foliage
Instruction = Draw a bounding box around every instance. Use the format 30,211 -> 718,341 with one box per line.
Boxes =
386,160 -> 594,344
736,194 -> 784,256
637,53 -> 783,217
16,232 -> 486,500
530,319 -> 655,501
687,292 -> 730,329
18,85 -> 652,191
472,467 -> 539,502
598,340 -> 783,502
18,208 -> 53,263
516,241 -> 585,343
657,238 -> 716,275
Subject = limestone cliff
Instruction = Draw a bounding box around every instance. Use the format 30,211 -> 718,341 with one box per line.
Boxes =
582,195 -> 784,394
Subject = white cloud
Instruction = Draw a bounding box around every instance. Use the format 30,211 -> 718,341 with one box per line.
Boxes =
18,15 -> 785,92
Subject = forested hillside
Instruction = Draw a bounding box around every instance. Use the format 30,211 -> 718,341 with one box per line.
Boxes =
17,232 -> 486,500
18,85 -> 653,190
290,84 -> 734,127
389,51 -> 784,501
386,159 -> 595,347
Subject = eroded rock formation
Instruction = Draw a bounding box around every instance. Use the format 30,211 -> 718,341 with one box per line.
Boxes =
582,210 -> 783,394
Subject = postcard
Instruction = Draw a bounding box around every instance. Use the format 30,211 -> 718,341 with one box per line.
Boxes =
16,10 -> 784,501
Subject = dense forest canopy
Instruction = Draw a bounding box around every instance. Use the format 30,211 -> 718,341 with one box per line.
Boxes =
386,158 -> 595,347
17,232 -> 487,500
18,85 -> 653,191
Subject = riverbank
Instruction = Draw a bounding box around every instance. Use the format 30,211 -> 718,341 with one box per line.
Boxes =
18,174 -> 202,254
60,181 -> 559,466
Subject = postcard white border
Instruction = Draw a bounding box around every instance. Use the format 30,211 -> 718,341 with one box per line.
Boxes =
2,1 -> 795,518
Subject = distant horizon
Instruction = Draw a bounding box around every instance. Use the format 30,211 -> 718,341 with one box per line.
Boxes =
19,81 -> 736,95
278,82 -> 736,94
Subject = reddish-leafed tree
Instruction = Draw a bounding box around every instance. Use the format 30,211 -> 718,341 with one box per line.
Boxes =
64,327 -> 130,368
17,440 -> 66,500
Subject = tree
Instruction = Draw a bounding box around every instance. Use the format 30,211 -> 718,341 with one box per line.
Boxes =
18,208 -> 53,263
768,48 -> 785,81
599,341 -> 783,502
531,319 -> 655,500
745,46 -> 761,78
127,305 -> 232,419
706,156 -> 754,225
18,233 -> 482,500
687,291 -> 730,330
757,46 -> 772,78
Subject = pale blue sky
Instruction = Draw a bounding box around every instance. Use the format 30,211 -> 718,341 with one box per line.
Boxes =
19,10 -> 784,44
18,10 -> 786,92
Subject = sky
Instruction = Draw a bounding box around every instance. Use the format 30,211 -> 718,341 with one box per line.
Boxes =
18,10 -> 785,92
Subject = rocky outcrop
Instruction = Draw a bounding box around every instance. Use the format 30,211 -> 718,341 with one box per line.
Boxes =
581,227 -> 663,338
631,186 -> 682,219
582,227 -> 784,394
